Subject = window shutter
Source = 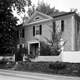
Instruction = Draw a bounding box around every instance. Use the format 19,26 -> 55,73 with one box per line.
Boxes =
61,20 -> 64,32
17,30 -> 19,39
33,26 -> 35,36
53,22 -> 56,33
40,25 -> 42,35
22,29 -> 24,38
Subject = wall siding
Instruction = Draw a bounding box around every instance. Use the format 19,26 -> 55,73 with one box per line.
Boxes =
54,15 -> 75,51
24,21 -> 53,46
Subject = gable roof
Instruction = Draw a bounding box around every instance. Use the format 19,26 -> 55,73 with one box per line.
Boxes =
23,11 -> 53,26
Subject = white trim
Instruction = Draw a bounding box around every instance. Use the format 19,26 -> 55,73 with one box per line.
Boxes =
72,16 -> 75,50
28,41 -> 40,55
24,18 -> 53,26
27,11 -> 53,23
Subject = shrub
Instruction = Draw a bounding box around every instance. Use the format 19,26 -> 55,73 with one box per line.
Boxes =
49,62 -> 66,70
0,57 -> 8,64
40,41 -> 51,56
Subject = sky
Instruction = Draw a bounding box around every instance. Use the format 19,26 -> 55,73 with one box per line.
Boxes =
31,0 -> 80,12
12,0 -> 80,25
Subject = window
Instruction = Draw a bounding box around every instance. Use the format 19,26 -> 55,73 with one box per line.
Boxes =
19,28 -> 25,38
33,25 -> 42,36
61,20 -> 64,32
77,22 -> 79,34
53,22 -> 56,33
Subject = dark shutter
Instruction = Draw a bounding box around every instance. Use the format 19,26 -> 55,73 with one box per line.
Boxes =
61,20 -> 64,32
22,29 -> 24,38
40,25 -> 42,35
17,30 -> 19,39
33,26 -> 35,36
53,22 -> 56,33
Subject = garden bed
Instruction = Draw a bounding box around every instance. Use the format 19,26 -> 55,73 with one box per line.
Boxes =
0,61 -> 80,77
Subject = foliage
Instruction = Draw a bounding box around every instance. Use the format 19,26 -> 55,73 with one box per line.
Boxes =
43,31 -> 62,56
0,0 -> 17,55
11,0 -> 31,24
28,1 -> 59,17
49,32 -> 62,55
28,5 -> 35,17
36,2 -> 59,16
0,0 -> 31,56
12,0 -> 31,12
49,61 -> 66,70
40,41 -> 51,56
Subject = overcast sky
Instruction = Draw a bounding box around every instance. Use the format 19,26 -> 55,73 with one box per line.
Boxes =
31,0 -> 80,12
12,0 -> 80,24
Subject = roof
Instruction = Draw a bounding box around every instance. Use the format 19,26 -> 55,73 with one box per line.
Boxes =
27,11 -> 53,23
23,11 -> 53,26
53,11 -> 76,18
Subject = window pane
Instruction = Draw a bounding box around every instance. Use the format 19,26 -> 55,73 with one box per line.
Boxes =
36,25 -> 40,35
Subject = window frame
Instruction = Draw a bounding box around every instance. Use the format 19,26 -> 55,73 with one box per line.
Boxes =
33,24 -> 42,36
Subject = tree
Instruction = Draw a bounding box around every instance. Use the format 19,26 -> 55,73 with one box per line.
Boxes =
0,0 -> 31,56
11,0 -> 31,24
28,1 -> 59,17
36,2 -> 59,16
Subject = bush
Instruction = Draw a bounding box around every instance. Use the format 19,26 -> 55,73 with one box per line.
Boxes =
40,41 -> 61,56
0,57 -> 8,64
40,41 -> 51,56
49,62 -> 66,70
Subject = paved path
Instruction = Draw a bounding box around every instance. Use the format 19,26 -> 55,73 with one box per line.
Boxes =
0,69 -> 80,80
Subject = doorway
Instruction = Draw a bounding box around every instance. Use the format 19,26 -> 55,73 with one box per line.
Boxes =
28,41 -> 40,57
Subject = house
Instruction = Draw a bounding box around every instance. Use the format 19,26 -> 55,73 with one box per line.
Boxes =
53,12 -> 80,51
18,11 -> 80,57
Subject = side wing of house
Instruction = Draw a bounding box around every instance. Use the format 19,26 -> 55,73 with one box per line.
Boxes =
74,14 -> 80,51
54,13 -> 76,51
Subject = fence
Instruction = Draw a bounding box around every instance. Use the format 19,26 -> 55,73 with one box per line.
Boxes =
62,51 -> 80,63
32,51 -> 80,63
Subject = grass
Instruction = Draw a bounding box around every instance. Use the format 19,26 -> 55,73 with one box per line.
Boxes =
0,61 -> 80,77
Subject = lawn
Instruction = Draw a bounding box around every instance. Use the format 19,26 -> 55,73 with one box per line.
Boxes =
0,61 -> 80,77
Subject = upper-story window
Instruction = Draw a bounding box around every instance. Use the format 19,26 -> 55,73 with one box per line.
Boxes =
33,25 -> 42,36
19,28 -> 24,38
61,20 -> 64,32
54,20 -> 64,33
77,22 -> 79,34
53,22 -> 56,33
